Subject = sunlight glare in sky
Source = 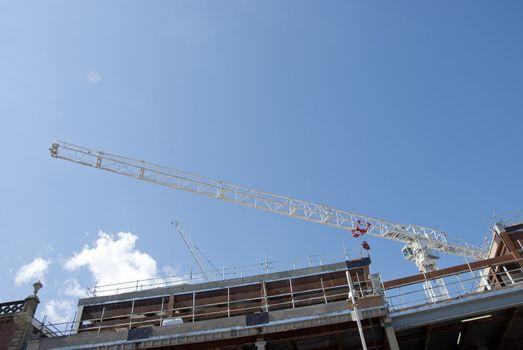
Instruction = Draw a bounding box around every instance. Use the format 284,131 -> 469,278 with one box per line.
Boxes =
87,71 -> 101,84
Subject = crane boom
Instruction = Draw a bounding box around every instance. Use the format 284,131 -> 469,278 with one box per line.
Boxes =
50,140 -> 487,260
173,221 -> 221,282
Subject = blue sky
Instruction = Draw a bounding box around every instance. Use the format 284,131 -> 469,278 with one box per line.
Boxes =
1,1 -> 522,323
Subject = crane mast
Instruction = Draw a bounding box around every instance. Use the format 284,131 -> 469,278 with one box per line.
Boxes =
50,141 -> 488,270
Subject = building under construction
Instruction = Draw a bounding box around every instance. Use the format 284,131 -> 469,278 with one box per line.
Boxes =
1,221 -> 521,350
1,141 -> 522,349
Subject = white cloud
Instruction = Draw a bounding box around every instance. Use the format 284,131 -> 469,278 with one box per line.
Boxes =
40,279 -> 86,325
62,278 -> 87,298
159,265 -> 187,287
43,299 -> 75,324
162,265 -> 178,276
15,257 -> 50,285
64,231 -> 158,290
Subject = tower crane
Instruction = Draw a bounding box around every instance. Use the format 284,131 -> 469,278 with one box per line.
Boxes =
50,140 -> 488,300
172,221 -> 221,282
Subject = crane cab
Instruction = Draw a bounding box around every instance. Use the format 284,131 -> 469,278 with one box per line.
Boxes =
402,245 -> 415,261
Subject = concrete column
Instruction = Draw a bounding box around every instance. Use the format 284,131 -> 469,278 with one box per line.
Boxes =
23,296 -> 39,318
255,338 -> 266,350
73,305 -> 84,334
8,282 -> 43,350
382,316 -> 400,350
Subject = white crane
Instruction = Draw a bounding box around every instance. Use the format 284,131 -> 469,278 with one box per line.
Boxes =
172,221 -> 222,282
49,140 -> 487,291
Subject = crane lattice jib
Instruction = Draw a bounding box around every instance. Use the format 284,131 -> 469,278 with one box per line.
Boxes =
50,141 -> 487,260
174,221 -> 222,282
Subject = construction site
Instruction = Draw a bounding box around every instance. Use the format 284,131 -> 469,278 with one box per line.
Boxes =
0,141 -> 522,350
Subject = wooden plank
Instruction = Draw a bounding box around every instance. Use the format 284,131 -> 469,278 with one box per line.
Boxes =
500,232 -> 523,268
383,255 -> 516,289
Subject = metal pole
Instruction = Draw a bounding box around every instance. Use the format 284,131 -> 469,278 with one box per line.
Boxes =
262,282 -> 269,312
192,292 -> 196,322
40,315 -> 47,336
129,301 -> 135,329
478,269 -> 493,290
289,278 -> 295,309
356,272 -> 362,298
346,271 -> 368,350
320,277 -> 328,304
502,266 -> 515,284
455,274 -> 466,295
159,297 -> 165,325
227,288 -> 231,317
98,307 -> 105,334
465,259 -> 478,288
69,311 -> 77,336
399,286 -> 407,309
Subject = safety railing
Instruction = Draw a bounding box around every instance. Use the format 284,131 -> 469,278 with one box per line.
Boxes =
32,316 -> 67,337
384,257 -> 523,313
40,271 -> 379,336
86,250 -> 368,297
37,257 -> 523,337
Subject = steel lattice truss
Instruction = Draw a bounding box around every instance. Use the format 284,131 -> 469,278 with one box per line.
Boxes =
50,141 -> 487,260
174,221 -> 222,282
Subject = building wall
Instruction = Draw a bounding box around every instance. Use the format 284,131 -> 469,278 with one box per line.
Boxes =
0,318 -> 16,350
0,292 -> 40,350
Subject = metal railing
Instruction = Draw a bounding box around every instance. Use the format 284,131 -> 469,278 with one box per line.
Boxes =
40,272 -> 378,336
384,259 -> 523,313
38,258 -> 523,337
85,251 -> 368,297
